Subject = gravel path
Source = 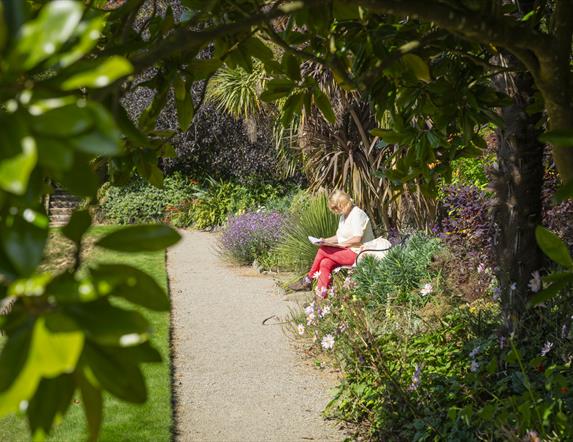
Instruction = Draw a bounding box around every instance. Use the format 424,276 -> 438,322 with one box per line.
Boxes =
169,230 -> 343,442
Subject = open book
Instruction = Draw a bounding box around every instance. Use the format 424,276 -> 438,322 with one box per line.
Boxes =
308,236 -> 322,245
308,236 -> 345,248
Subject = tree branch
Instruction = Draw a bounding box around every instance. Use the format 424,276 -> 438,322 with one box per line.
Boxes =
351,0 -> 551,78
553,0 -> 573,63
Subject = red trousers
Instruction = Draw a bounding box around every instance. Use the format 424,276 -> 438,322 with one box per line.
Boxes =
307,246 -> 357,291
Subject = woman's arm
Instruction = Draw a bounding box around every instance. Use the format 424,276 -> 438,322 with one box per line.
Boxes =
320,234 -> 338,243
321,235 -> 363,248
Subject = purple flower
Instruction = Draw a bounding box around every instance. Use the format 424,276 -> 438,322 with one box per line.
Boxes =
220,211 -> 286,264
407,364 -> 422,391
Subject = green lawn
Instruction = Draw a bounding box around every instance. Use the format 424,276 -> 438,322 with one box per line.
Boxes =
0,226 -> 172,441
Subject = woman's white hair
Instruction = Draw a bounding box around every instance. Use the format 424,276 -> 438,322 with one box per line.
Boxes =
328,190 -> 353,212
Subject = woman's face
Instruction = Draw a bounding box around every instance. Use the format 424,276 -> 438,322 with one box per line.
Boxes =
330,201 -> 351,216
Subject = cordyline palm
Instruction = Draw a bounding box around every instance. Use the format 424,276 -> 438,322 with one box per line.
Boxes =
205,61 -> 267,142
206,59 -> 431,231
291,62 -> 399,232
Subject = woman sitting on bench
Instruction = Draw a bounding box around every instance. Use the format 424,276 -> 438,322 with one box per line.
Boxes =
289,190 -> 374,297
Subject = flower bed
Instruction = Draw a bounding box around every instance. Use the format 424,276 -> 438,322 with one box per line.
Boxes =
219,211 -> 287,265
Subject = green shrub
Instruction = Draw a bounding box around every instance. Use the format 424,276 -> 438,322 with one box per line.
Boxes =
188,178 -> 283,229
275,193 -> 338,272
98,173 -> 196,224
352,233 -> 442,305
292,239 -> 573,441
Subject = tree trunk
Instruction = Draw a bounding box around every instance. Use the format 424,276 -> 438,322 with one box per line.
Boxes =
491,53 -> 544,334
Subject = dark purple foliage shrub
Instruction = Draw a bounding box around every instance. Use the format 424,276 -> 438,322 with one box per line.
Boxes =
219,211 -> 287,264
433,185 -> 495,301
542,168 -> 573,249
435,185 -> 495,264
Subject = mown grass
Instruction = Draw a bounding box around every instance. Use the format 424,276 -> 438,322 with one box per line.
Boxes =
0,226 -> 172,441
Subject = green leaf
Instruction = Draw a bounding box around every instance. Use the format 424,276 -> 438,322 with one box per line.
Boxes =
313,87 -> 336,123
54,14 -> 107,68
60,56 -> 133,90
535,226 -> 573,268
401,54 -> 431,83
33,317 -> 84,377
187,58 -> 223,81
282,53 -> 301,82
31,103 -> 93,137
0,318 -> 83,416
62,210 -> 92,245
529,281 -> 569,306
10,0 -> 84,70
0,3 -> 7,52
1,212 -> 48,276
370,128 -> 403,144
27,375 -> 75,440
554,178 -> 573,202
66,300 -> 150,346
241,37 -> 274,64
260,78 -> 295,102
175,78 -> 195,131
0,321 -> 33,393
90,264 -> 170,311
542,271 -> 573,284
84,343 -> 147,403
95,224 -> 181,252
0,132 -> 37,196
78,370 -> 102,442
280,92 -> 304,127
539,129 -> 573,147
333,1 -> 360,20
119,342 -> 162,363
36,137 -> 74,171
55,153 -> 99,198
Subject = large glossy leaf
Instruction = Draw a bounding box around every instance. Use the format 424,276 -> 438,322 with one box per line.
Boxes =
62,210 -> 92,245
78,370 -> 102,442
84,343 -> 147,403
31,318 -> 84,378
401,54 -> 431,83
31,104 -> 93,137
260,78 -> 295,102
27,375 -> 75,440
60,56 -> 133,90
0,318 -> 84,416
535,226 -> 573,268
0,113 -> 38,196
65,300 -> 150,346
187,58 -> 223,80
0,321 -> 33,393
174,76 -> 195,131
54,14 -> 107,68
10,0 -> 83,70
1,213 -> 48,276
539,129 -> 573,147
313,87 -> 336,124
56,153 -> 99,198
90,264 -> 170,311
95,225 -> 181,252
554,178 -> 573,202
36,137 -> 74,171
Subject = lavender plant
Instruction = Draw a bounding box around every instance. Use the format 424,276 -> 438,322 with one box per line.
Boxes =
219,211 -> 287,265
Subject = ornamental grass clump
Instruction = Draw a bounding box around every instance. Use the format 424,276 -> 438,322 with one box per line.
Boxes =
219,211 -> 287,265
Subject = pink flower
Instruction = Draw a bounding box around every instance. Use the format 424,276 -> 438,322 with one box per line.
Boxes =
321,334 -> 335,350
420,283 -> 433,297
